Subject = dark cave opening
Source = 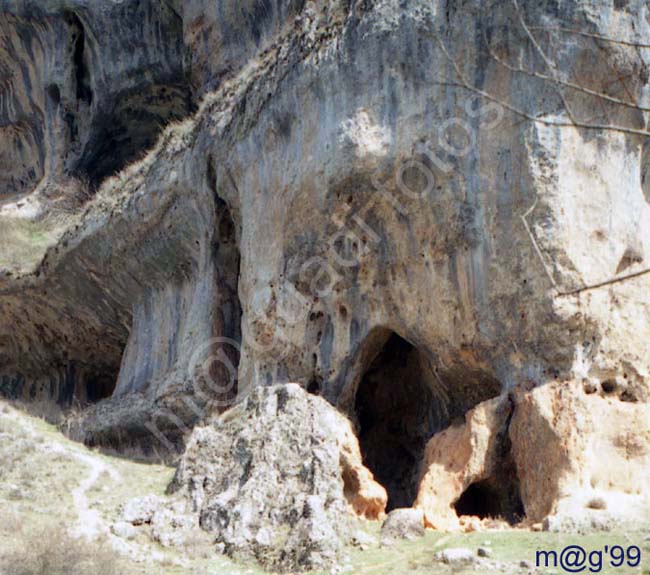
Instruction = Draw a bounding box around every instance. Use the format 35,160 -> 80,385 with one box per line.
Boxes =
454,480 -> 504,519
85,370 -> 118,404
76,84 -> 195,188
64,11 -> 93,105
354,333 -> 436,511
453,417 -> 525,525
454,473 -> 525,525
349,327 -> 507,513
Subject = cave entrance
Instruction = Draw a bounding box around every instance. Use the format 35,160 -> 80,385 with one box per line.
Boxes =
453,433 -> 525,525
454,480 -> 503,519
354,333 -> 436,511
85,369 -> 118,404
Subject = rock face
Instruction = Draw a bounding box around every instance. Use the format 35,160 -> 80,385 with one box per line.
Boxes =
1,0 -> 650,562
510,381 -> 650,529
170,383 -> 386,571
0,0 -> 191,197
414,396 -> 522,531
415,381 -> 650,532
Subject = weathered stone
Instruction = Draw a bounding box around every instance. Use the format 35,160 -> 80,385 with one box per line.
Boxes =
151,502 -> 199,548
380,508 -> 425,545
477,547 -> 491,558
510,382 -> 650,529
110,521 -> 137,541
122,495 -> 165,526
436,548 -> 476,565
170,384 -> 385,572
414,397 -> 519,531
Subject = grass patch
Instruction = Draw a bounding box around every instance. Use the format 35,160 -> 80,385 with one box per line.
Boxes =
0,216 -> 66,273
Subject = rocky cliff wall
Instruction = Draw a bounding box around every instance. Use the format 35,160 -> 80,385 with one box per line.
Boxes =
0,0 -> 649,530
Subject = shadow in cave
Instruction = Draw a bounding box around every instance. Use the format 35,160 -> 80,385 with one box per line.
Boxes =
352,329 -> 507,512
453,407 -> 526,525
354,333 -> 436,511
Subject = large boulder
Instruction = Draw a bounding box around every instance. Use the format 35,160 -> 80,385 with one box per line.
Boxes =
170,383 -> 386,572
414,397 -> 517,531
510,381 -> 650,529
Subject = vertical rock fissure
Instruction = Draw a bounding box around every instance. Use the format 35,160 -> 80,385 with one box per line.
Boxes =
207,157 -> 242,411
68,13 -> 93,105
453,395 -> 525,525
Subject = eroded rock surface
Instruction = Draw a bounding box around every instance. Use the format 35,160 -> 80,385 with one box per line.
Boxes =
0,0 -> 649,558
510,381 -> 650,529
414,396 -> 520,531
170,383 -> 386,571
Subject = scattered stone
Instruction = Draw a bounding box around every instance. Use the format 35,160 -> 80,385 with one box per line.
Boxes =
351,531 -> 377,548
111,521 -> 137,540
150,502 -> 198,548
436,548 -> 476,565
520,560 -> 532,569
477,547 -> 492,558
586,497 -> 607,510
122,495 -> 165,525
380,508 -> 425,544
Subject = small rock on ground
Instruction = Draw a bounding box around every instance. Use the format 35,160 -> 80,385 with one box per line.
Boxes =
380,508 -> 425,544
436,548 -> 476,564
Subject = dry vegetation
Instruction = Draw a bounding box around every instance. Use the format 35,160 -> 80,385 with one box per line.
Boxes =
0,401 -> 648,575
0,524 -> 119,575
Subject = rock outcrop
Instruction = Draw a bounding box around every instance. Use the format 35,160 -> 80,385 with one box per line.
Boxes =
414,396 -> 521,531
510,381 -> 650,530
415,381 -> 650,532
170,384 -> 386,571
0,0 -> 649,566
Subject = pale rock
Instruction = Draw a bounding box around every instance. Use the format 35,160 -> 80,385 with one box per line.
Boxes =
111,521 -> 137,540
122,495 -> 165,526
436,548 -> 476,565
380,508 -> 426,545
170,384 -> 385,572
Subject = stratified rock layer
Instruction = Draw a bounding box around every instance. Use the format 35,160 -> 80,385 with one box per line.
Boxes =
0,0 -> 649,551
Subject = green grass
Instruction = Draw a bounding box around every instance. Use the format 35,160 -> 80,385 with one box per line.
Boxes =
0,216 -> 67,273
335,527 -> 650,575
1,401 -> 648,575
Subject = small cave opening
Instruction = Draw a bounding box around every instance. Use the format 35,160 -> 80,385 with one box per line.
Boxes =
454,480 -> 503,519
453,472 -> 525,525
85,370 -> 118,404
453,409 -> 525,525
354,333 -> 436,511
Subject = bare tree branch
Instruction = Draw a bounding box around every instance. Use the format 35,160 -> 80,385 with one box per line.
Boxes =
483,30 -> 650,113
529,26 -> 650,49
557,267 -> 650,297
432,33 -> 650,138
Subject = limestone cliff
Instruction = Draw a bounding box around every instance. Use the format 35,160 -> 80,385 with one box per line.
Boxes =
1,0 -> 649,562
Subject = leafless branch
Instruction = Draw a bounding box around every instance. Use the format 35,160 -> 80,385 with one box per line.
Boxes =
433,34 -> 650,138
557,267 -> 650,297
483,30 -> 650,113
528,26 -> 650,49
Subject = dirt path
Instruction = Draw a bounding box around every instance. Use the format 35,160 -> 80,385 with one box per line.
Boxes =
6,408 -> 120,539
66,447 -> 120,539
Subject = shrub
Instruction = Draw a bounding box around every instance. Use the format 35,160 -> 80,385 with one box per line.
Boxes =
0,525 -> 120,575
